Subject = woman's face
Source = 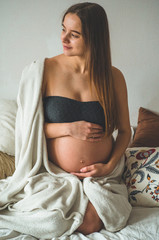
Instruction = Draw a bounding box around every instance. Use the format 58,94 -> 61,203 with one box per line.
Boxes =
61,13 -> 86,57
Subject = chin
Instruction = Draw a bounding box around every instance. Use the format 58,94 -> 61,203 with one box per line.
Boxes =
63,52 -> 75,57
63,51 -> 71,56
63,51 -> 84,57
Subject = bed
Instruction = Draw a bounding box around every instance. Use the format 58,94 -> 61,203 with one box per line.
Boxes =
0,99 -> 159,240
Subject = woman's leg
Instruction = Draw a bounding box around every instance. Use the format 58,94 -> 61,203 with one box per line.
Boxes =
77,201 -> 103,235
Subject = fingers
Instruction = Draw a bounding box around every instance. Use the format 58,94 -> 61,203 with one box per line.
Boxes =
71,170 -> 94,178
89,128 -> 103,134
71,172 -> 90,178
87,132 -> 105,142
71,163 -> 107,178
87,122 -> 103,131
85,122 -> 104,142
87,137 -> 102,142
71,165 -> 96,178
70,121 -> 104,141
80,165 -> 93,172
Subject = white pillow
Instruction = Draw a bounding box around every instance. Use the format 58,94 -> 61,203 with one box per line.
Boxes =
0,99 -> 17,156
124,147 -> 159,207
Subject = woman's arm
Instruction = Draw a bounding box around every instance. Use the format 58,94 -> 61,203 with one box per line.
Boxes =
71,67 -> 131,177
44,121 -> 104,141
44,122 -> 70,138
104,67 -> 131,173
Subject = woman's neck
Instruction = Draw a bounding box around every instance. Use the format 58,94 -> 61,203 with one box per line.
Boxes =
67,55 -> 88,74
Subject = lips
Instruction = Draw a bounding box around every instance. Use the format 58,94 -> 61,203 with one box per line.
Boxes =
63,45 -> 72,50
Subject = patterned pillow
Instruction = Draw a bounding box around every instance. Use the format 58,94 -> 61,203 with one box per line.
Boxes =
123,147 -> 159,207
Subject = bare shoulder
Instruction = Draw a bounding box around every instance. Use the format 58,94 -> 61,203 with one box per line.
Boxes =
44,54 -> 63,71
112,66 -> 127,93
112,67 -> 126,85
42,55 -> 64,96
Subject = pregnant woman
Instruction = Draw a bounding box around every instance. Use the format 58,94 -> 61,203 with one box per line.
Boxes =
42,2 -> 131,235
0,2 -> 132,238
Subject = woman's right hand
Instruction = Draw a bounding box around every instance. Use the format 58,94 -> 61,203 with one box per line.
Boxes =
69,121 -> 104,142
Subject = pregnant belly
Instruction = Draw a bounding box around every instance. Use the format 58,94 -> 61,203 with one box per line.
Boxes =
47,136 -> 113,173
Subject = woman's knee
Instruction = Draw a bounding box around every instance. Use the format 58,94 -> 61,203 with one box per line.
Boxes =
85,218 -> 103,235
77,202 -> 103,235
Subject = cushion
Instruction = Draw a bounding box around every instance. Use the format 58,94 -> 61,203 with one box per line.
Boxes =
130,107 -> 159,147
0,99 -> 17,155
123,147 -> 159,207
0,151 -> 15,179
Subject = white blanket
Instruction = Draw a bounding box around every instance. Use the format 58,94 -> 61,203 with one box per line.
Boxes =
0,207 -> 159,240
0,59 -> 132,239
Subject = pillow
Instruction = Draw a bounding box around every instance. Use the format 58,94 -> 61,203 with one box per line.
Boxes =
0,99 -> 17,155
130,107 -> 159,147
123,147 -> 159,207
0,151 -> 15,179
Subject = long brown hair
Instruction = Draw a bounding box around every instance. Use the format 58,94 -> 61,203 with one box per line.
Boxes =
62,2 -> 117,136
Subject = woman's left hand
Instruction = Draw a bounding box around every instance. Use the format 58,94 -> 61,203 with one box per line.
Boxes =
71,162 -> 115,179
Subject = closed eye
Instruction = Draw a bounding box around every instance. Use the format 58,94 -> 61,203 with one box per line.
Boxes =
71,33 -> 79,38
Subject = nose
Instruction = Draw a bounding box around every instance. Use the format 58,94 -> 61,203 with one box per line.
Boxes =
61,32 -> 70,43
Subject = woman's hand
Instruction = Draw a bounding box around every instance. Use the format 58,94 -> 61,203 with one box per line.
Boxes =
71,162 -> 116,179
69,121 -> 104,142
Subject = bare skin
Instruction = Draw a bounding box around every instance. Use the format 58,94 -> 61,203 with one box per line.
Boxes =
42,13 -> 131,234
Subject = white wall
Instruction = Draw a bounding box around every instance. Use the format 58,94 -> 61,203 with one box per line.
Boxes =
0,0 -> 159,126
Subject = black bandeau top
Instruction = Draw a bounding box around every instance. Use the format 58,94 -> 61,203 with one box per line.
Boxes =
43,96 -> 105,130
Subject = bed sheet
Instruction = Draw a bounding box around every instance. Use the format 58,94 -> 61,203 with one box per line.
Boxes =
0,207 -> 158,240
